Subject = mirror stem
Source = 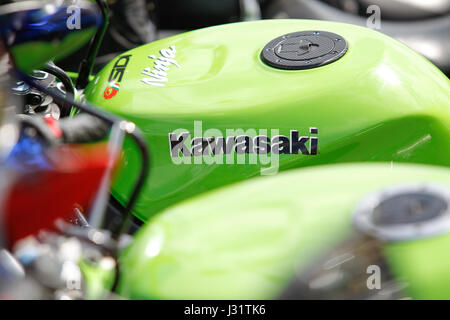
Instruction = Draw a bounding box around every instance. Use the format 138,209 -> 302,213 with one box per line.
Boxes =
76,0 -> 109,89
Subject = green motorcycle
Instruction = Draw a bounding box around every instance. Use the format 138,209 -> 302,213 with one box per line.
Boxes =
87,18 -> 449,221
0,0 -> 449,300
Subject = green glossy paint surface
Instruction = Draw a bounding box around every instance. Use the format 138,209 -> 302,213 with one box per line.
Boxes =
117,163 -> 450,299
84,20 -> 450,221
384,234 -> 450,300
79,258 -> 115,300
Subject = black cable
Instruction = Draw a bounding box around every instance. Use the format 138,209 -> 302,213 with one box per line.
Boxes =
114,132 -> 150,237
42,62 -> 75,117
76,0 -> 110,89
58,113 -> 109,144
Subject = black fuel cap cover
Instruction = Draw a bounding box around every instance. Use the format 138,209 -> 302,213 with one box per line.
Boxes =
261,31 -> 348,70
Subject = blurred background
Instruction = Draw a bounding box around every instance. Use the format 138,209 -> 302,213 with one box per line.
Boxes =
59,0 -> 450,77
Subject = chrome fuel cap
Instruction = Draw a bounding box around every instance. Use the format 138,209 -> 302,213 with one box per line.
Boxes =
353,184 -> 450,242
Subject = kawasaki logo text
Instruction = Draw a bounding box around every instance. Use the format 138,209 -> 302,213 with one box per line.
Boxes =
168,121 -> 319,175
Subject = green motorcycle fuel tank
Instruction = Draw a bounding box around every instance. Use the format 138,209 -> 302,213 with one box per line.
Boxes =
84,19 -> 450,222
118,163 -> 450,299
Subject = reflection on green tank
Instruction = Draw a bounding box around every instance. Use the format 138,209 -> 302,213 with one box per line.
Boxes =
116,163 -> 450,299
